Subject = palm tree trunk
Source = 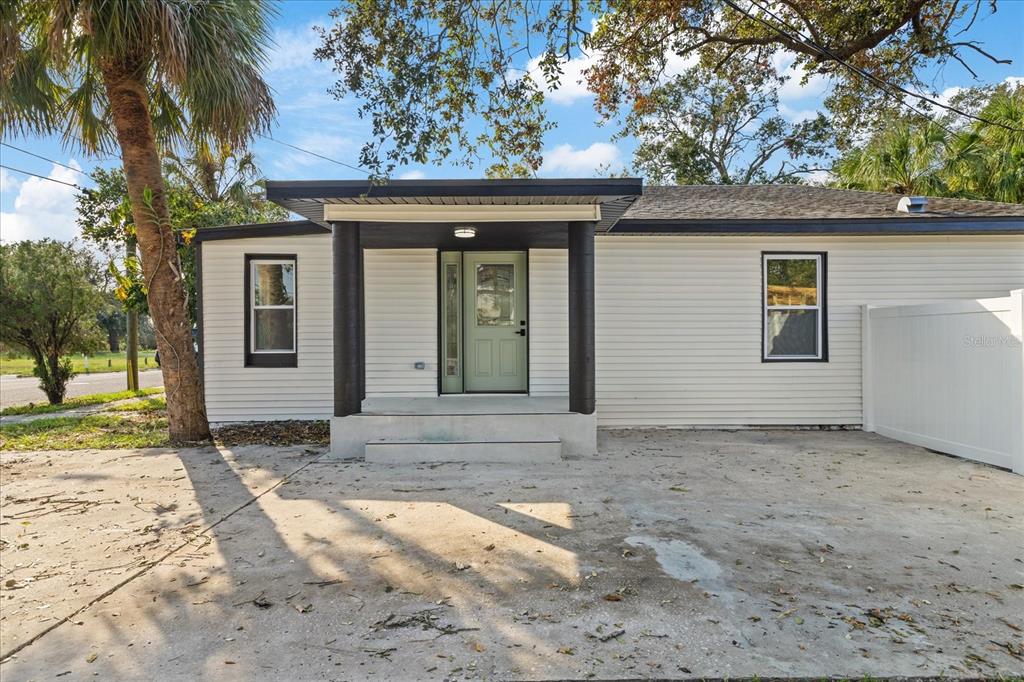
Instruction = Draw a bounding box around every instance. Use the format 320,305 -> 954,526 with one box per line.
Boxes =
125,236 -> 139,392
101,58 -> 210,442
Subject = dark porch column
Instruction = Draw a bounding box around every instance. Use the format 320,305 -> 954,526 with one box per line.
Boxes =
568,220 -> 596,415
333,221 -> 362,417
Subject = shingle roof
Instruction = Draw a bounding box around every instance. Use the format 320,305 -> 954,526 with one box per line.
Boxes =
621,185 -> 1024,221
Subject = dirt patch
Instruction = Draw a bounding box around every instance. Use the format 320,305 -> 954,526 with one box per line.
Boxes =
1,430 -> 1022,681
212,420 -> 329,447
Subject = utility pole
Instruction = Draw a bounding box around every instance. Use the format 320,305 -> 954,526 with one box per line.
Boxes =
126,236 -> 140,392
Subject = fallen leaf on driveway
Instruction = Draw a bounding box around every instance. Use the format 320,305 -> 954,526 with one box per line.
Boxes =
85,653 -> 97,663
603,593 -> 622,602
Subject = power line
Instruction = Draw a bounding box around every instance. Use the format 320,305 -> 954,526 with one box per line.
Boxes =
724,0 -> 1022,132
260,135 -> 369,175
3,136 -> 371,182
1,163 -> 87,191
0,142 -> 91,177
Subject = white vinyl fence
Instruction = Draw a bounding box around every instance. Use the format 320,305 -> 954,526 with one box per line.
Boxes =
863,290 -> 1024,475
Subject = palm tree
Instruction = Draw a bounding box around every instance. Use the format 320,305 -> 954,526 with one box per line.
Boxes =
164,142 -> 263,206
2,1 -> 276,441
946,87 -> 1024,203
832,120 -> 950,196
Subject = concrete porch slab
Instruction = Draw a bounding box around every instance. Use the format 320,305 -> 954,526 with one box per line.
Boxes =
330,409 -> 596,460
360,395 -> 570,415
364,438 -> 563,464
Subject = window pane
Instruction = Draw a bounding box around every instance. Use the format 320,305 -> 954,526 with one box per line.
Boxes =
254,309 -> 294,351
766,258 -> 817,306
476,264 -> 514,326
766,309 -> 818,357
254,263 -> 295,306
445,264 -> 459,376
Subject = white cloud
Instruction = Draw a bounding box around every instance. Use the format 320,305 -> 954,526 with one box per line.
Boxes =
541,142 -> 621,176
1002,76 -> 1023,90
935,85 -> 964,108
268,20 -> 331,74
522,39 -> 697,107
0,166 -> 22,195
267,131 -> 361,175
778,103 -> 820,123
398,169 -> 426,180
773,51 -> 830,103
662,50 -> 700,81
524,52 -> 597,106
1,161 -> 84,244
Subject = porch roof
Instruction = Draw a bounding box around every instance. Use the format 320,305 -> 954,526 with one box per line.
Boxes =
265,178 -> 643,233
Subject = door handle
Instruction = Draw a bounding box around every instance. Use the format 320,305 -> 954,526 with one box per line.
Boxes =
516,329 -> 526,336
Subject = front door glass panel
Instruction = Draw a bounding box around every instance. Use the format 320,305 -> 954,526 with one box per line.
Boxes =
445,264 -> 460,376
475,264 -> 515,326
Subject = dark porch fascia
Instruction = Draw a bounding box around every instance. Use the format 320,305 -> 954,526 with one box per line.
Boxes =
265,178 -> 643,233
267,177 -> 643,201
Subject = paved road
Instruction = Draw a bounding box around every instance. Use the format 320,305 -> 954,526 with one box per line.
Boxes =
0,369 -> 164,409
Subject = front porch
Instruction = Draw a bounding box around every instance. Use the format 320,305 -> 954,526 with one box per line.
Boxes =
264,178 -> 643,461
332,395 -> 596,461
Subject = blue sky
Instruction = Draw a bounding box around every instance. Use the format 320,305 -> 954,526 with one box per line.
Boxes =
1,0 -> 1022,243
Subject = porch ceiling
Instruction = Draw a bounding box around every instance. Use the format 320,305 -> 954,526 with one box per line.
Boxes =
359,220 -> 572,249
265,178 -> 643,233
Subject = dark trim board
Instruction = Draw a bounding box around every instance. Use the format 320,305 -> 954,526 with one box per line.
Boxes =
760,251 -> 829,364
243,253 -> 299,368
195,240 -> 204,389
612,216 -> 1024,235
267,177 -> 642,201
194,221 -> 329,242
568,221 -> 596,414
333,222 -> 363,417
359,221 -> 570,249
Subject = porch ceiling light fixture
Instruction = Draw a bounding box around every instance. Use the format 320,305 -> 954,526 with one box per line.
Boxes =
453,226 -> 477,238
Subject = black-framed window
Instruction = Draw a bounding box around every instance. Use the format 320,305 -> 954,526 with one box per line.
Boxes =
762,252 -> 828,362
244,254 -> 297,367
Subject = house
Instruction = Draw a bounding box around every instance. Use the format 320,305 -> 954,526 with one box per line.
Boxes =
193,180 -> 1024,462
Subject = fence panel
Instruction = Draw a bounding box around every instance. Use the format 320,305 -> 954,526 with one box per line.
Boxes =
863,290 -> 1023,474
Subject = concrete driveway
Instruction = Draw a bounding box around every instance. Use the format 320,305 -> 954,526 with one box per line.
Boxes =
1,430 -> 1021,680
0,370 -> 163,409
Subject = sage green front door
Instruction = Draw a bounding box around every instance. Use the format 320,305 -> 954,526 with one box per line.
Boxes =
462,251 -> 528,392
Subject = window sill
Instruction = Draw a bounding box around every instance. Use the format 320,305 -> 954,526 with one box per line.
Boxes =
246,353 -> 298,368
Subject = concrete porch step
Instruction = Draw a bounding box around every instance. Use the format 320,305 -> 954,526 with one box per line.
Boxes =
330,410 -> 596,459
364,438 -> 562,464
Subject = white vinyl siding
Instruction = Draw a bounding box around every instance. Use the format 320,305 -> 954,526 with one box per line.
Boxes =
201,232 -> 1024,427
202,234 -> 333,421
364,249 -> 438,397
594,235 -> 1024,427
529,249 -> 569,396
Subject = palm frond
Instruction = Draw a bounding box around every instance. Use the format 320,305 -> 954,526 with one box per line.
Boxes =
2,0 -> 277,155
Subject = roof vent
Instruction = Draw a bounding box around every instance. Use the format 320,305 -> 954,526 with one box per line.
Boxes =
897,195 -> 928,214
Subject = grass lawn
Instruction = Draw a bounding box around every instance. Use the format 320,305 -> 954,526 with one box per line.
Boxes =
0,350 -> 158,377
1,401 -> 327,451
0,387 -> 164,417
104,396 -> 166,413
0,413 -> 170,450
